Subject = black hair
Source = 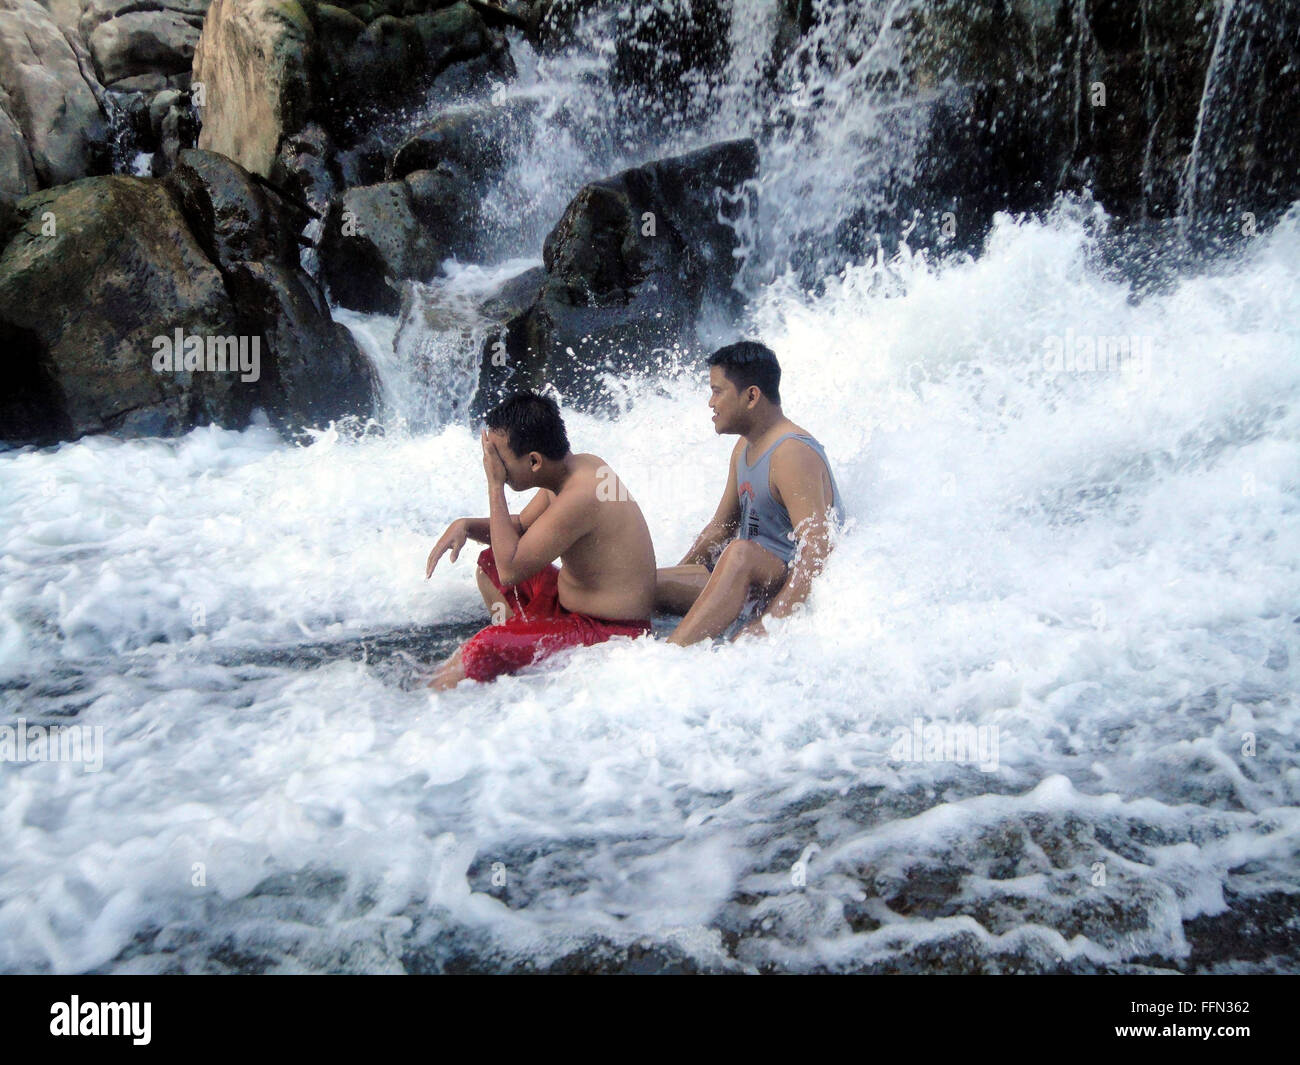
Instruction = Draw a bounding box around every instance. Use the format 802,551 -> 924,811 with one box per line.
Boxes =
707,340 -> 782,406
484,390 -> 571,461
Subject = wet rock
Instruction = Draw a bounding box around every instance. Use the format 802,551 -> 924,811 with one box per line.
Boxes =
607,0 -> 730,134
382,98 -> 536,263
465,0 -> 554,47
0,172 -> 372,445
318,176 -> 446,313
165,147 -> 300,271
270,121 -> 340,215
224,259 -> 376,429
0,176 -> 243,442
476,263 -> 543,322
388,98 -> 534,182
474,137 -> 758,412
164,149 -> 373,427
893,0 -> 1227,237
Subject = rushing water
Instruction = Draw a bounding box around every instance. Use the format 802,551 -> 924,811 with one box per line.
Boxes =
2,0 -> 1298,973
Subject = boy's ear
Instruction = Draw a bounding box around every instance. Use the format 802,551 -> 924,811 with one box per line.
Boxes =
529,451 -> 541,470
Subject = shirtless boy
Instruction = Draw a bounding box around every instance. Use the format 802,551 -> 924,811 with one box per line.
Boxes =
426,391 -> 657,689
657,341 -> 845,645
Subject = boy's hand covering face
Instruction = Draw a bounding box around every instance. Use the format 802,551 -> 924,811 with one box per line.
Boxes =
482,429 -> 508,487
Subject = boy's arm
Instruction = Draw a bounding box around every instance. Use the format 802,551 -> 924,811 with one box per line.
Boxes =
741,444 -> 837,633
462,489 -> 553,542
679,439 -> 743,565
427,486 -> 555,580
489,486 -> 595,585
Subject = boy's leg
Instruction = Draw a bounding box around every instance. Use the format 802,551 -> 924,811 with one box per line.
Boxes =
666,540 -> 786,646
429,646 -> 468,690
434,612 -> 649,689
655,564 -> 712,615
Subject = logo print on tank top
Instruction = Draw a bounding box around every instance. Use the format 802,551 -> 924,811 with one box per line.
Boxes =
738,480 -> 760,539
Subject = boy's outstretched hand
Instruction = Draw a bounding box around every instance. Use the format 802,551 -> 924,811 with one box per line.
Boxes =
426,518 -> 469,578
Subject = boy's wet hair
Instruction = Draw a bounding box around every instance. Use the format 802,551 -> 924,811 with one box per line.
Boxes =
484,391 -> 571,461
708,340 -> 782,406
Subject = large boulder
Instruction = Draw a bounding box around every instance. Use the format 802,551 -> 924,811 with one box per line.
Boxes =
0,176 -> 243,440
317,176 -> 447,314
193,0 -> 511,179
223,258 -> 372,429
165,149 -> 374,427
388,98 -> 535,183
0,167 -> 373,445
192,0 -> 316,179
80,0 -> 210,90
166,146 -> 301,271
0,0 -> 109,193
474,137 -> 759,412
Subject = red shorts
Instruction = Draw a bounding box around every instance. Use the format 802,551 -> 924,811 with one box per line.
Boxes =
460,547 -> 651,683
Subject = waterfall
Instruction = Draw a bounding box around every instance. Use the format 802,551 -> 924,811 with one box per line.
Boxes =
1180,0 -> 1240,228
1180,0 -> 1300,234
350,0 -> 937,428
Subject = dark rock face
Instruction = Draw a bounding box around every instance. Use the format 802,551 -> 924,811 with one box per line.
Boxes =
224,259 -> 372,429
0,165 -> 372,445
168,150 -> 375,429
1179,0 -> 1300,233
888,0 -> 1297,249
388,99 -> 534,184
317,98 -> 540,312
167,148 -> 297,269
316,97 -> 539,310
80,0 -> 210,90
474,138 -> 758,412
318,177 -> 445,314
607,0 -> 731,134
269,121 -> 340,215
314,1 -> 510,118
110,86 -> 203,178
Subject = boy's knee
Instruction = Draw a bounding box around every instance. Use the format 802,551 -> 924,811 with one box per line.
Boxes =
717,539 -> 761,574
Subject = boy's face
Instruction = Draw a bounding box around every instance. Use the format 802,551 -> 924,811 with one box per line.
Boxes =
488,428 -> 538,490
708,366 -> 751,435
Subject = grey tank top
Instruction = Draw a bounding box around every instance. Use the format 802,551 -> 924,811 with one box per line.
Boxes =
735,432 -> 846,565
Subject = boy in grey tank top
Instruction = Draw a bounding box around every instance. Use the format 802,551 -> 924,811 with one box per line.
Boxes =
658,341 -> 845,645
